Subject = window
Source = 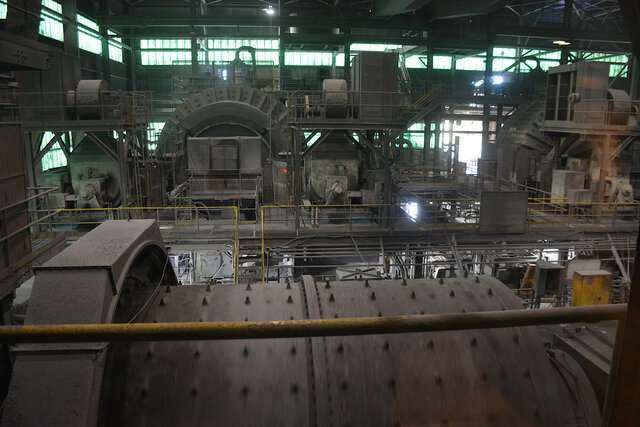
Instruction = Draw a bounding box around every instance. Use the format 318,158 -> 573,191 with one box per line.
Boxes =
492,58 -> 516,72
77,14 -> 101,54
207,39 -> 279,65
107,30 -> 123,63
404,55 -> 459,70
493,47 -> 516,58
40,132 -> 69,171
610,63 -> 628,78
39,0 -> 64,42
455,56 -> 485,71
405,55 -> 427,69
580,52 -> 629,77
402,122 -> 425,148
147,122 -> 165,151
140,39 -> 192,65
538,50 -> 561,60
432,56 -> 452,70
285,52 -> 332,66
539,60 -> 560,71
335,53 -> 357,67
1,0 -> 8,20
303,132 -> 321,146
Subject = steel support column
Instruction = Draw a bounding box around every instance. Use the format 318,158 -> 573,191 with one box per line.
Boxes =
618,0 -> 640,61
382,134 -> 392,227
603,223 -> 640,426
482,44 -> 493,154
117,130 -> 128,207
344,28 -> 351,85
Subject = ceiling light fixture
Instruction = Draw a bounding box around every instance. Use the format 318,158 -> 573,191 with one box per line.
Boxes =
265,6 -> 275,15
553,40 -> 571,46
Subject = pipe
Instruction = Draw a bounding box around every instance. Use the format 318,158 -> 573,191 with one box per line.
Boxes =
0,304 -> 626,344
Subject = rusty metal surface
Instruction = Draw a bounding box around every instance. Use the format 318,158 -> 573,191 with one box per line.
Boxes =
92,276 -> 600,427
2,220 -> 177,427
0,124 -> 30,271
101,284 -> 310,427
303,276 -> 586,426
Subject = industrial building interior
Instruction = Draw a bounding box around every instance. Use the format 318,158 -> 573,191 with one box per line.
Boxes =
1,0 -> 640,425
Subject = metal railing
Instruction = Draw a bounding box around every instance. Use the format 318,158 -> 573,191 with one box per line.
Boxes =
285,89 -> 415,123
0,187 -> 60,245
46,205 -> 239,283
7,90 -> 154,127
258,198 -> 640,281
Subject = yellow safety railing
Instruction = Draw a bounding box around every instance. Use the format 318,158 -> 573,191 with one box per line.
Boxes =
398,83 -> 444,119
258,199 -> 640,281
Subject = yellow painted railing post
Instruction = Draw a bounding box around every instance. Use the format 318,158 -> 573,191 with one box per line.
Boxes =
261,205 -> 265,283
234,206 -> 239,285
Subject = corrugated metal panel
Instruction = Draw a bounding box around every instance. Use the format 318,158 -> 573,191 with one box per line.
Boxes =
0,123 -> 31,270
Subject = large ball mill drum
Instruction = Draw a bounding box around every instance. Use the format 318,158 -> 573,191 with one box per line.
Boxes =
2,222 -> 601,427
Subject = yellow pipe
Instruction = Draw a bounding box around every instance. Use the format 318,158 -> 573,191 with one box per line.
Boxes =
0,304 -> 626,343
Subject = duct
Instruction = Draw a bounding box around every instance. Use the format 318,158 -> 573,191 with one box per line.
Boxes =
425,0 -> 508,20
65,80 -> 110,120
374,0 -> 506,19
374,0 -> 432,16
322,79 -> 349,119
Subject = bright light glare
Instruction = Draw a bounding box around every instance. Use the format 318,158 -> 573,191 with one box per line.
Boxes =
553,40 -> 571,46
402,202 -> 419,220
265,7 -> 275,15
473,79 -> 484,87
491,75 -> 504,85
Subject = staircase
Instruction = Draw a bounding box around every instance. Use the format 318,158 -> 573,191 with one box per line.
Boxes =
399,62 -> 415,94
236,244 -> 265,284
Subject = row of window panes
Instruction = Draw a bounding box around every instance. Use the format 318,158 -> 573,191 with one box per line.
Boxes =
140,39 -> 192,65
139,38 -> 630,77
108,30 -> 123,62
284,51 -> 333,66
403,55 -> 455,70
141,39 -> 191,49
207,50 -> 279,65
78,14 -> 102,55
39,0 -> 63,41
141,51 -> 191,66
205,40 -> 399,53
455,57 -> 485,71
37,1 -> 123,62
208,39 -> 278,50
